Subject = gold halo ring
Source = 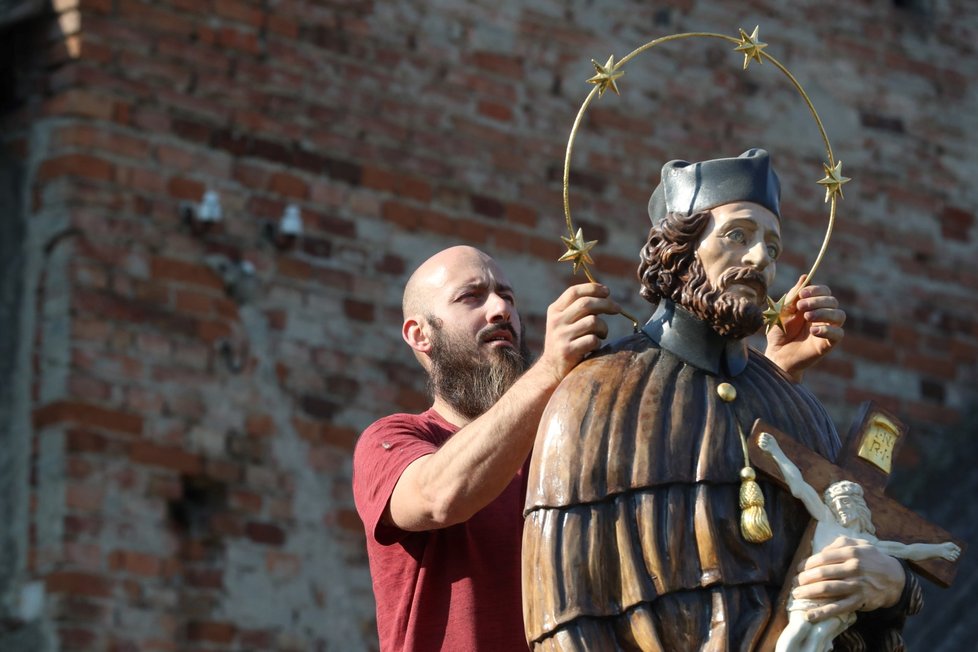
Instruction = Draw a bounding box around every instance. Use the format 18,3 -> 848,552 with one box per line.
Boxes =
559,27 -> 850,332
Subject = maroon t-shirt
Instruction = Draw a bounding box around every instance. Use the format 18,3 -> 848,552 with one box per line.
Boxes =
352,409 -> 528,651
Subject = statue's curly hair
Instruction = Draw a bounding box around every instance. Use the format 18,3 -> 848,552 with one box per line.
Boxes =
637,210 -> 713,305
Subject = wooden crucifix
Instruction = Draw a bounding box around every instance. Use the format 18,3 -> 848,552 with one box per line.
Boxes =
747,401 -> 966,650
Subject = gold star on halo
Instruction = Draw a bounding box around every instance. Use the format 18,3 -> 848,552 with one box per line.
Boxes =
734,26 -> 768,70
586,55 -> 624,96
558,228 -> 598,275
763,294 -> 788,334
817,160 -> 852,203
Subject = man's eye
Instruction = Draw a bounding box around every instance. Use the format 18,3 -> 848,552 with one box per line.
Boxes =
767,245 -> 780,259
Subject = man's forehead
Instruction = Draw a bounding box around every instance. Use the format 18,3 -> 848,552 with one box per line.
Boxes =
447,267 -> 512,293
423,254 -> 510,293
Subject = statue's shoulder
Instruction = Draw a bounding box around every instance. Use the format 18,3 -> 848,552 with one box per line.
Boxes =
550,331 -> 660,401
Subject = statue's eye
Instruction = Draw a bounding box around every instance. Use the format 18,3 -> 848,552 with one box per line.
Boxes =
726,229 -> 746,243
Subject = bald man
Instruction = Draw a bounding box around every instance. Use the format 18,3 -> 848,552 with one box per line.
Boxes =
352,245 -> 843,652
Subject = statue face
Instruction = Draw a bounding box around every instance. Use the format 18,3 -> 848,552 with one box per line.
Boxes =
694,202 -> 781,308
830,493 -> 861,530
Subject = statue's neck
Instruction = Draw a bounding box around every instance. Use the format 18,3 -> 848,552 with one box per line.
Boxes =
641,299 -> 749,376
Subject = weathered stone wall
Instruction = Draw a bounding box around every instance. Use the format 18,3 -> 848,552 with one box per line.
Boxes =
0,1 -> 974,650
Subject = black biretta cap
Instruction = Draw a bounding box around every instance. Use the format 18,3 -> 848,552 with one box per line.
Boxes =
647,148 -> 781,224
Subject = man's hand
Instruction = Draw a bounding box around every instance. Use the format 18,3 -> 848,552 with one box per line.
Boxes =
793,536 -> 906,623
535,283 -> 620,385
765,275 -> 846,383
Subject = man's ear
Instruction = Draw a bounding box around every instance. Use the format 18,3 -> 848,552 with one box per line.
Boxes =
403,317 -> 431,355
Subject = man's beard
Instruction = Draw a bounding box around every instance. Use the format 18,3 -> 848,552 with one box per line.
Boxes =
679,260 -> 768,340
426,317 -> 532,420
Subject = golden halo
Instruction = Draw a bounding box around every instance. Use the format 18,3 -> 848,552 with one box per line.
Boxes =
559,26 -> 850,331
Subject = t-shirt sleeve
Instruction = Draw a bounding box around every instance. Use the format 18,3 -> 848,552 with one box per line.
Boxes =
353,414 -> 441,546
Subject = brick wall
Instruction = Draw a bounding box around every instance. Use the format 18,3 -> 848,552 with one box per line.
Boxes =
0,1 -> 975,650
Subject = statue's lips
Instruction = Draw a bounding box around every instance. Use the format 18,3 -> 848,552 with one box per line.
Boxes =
725,279 -> 767,299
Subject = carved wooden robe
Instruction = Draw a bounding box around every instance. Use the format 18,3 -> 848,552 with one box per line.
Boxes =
522,303 -> 843,651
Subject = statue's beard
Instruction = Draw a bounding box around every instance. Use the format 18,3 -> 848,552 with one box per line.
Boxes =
679,260 -> 768,340
426,318 -> 531,420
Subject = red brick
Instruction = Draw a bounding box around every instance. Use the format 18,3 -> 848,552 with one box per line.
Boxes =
265,309 -> 287,330
322,424 -> 358,451
150,257 -> 224,291
239,629 -> 274,648
173,289 -> 216,317
343,299 -> 374,322
187,621 -> 236,644
381,201 -> 420,229
185,568 -> 224,589
396,386 -> 428,412
59,627 -> 100,648
276,257 -> 314,280
81,0 -> 113,13
265,551 -> 300,579
66,428 -> 111,453
469,51 -> 524,78
456,218 -> 489,243
213,0 -> 265,26
232,161 -> 270,188
362,166 -> 433,202
268,171 -> 309,198
108,550 -> 162,577
245,414 -> 275,437
37,154 -> 115,183
902,352 -> 956,378
331,508 -> 363,533
167,177 -> 206,201
217,27 -> 260,55
33,401 -> 143,436
245,521 -> 286,546
478,100 -> 513,122
44,88 -> 116,120
492,226 -> 526,253
129,441 -> 202,474
940,205 -> 974,241
505,203 -> 537,227
196,319 -> 232,343
47,571 -> 113,598
230,490 -> 262,513
66,483 -> 105,512
117,0 -> 196,36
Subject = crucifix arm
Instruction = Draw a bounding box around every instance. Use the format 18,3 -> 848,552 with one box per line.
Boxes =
757,432 -> 833,522
875,540 -> 961,562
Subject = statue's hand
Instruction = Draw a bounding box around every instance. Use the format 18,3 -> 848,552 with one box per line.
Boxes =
793,535 -> 905,623
758,432 -> 778,453
764,275 -> 846,383
940,542 -> 961,562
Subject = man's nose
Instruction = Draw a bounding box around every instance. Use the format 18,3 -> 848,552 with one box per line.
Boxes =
485,292 -> 511,322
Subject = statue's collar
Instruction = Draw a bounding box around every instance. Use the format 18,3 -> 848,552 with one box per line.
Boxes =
641,299 -> 749,376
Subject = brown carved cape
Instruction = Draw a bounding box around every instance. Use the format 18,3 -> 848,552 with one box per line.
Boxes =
522,329 -> 849,651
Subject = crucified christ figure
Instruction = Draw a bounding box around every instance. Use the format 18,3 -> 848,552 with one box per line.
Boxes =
757,432 -> 960,652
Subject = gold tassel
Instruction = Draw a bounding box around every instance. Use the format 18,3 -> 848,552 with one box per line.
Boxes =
716,382 -> 773,545
739,467 -> 772,543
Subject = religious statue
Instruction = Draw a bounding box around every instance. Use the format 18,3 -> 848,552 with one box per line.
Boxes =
522,150 -> 920,650
757,432 -> 961,652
